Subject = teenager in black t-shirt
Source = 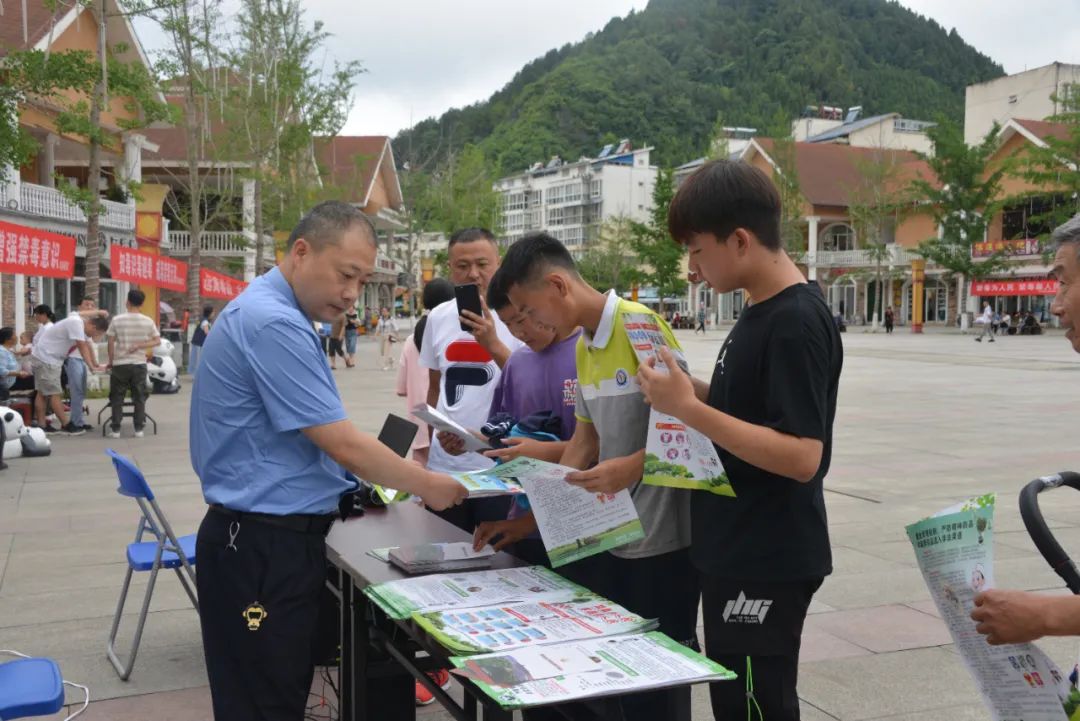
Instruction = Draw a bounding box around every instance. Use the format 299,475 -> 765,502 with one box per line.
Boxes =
638,159 -> 843,721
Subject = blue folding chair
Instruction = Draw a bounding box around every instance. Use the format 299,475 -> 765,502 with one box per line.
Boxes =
104,449 -> 198,681
0,651 -> 88,720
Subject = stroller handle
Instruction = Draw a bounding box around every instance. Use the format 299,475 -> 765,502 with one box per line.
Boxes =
1019,471 -> 1080,594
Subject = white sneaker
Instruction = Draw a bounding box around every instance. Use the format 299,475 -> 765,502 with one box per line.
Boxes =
134,430 -> 145,438
106,429 -> 120,439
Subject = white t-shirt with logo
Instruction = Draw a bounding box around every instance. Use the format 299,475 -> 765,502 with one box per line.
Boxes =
418,299 -> 524,473
32,315 -> 86,367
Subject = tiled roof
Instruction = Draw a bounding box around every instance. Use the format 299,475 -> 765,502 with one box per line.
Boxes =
313,136 -> 389,206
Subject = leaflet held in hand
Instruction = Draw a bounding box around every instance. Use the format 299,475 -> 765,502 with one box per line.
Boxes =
411,404 -> 490,453
622,313 -> 734,496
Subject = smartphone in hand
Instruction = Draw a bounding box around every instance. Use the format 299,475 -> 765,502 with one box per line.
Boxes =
454,283 -> 483,333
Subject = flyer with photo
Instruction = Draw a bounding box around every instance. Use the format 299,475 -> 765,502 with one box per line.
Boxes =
413,596 -> 656,654
622,313 -> 735,496
450,632 -> 736,708
364,566 -> 585,620
907,495 -> 1077,721
496,456 -> 644,567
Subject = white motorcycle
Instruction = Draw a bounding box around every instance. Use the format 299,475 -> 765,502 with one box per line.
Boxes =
146,338 -> 181,394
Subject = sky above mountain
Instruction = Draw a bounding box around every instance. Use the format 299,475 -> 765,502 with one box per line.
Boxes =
133,0 -> 1080,137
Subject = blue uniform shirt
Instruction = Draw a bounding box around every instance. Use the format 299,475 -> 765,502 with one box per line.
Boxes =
190,267 -> 351,515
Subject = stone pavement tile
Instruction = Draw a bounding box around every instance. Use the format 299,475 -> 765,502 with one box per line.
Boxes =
0,558 -> 132,595
38,686 -> 213,721
830,546 -> 911,575
814,567 -> 931,610
805,605 -> 950,654
10,527 -> 135,554
994,556 -> 1068,592
40,642 -> 206,702
0,576 -> 195,628
800,626 -> 874,663
808,598 -> 836,614
856,704 -> 988,721
799,647 -> 982,720
902,600 -> 941,619
0,608 -> 199,660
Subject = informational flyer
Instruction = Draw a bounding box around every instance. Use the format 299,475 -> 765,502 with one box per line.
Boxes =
364,566 -> 585,620
413,596 -> 657,654
906,495 -> 1077,721
496,456 -> 644,567
451,463 -> 527,497
622,313 -> 735,496
450,632 -> 736,709
411,404 -> 490,453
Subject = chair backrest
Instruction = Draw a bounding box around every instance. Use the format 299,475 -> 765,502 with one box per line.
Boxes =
106,449 -> 155,500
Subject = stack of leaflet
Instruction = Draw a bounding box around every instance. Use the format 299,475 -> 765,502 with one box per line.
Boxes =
451,632 -> 736,709
388,542 -> 496,575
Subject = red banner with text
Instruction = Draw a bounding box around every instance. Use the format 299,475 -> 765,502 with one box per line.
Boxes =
0,220 -> 77,278
200,268 -> 247,300
110,245 -> 189,292
970,278 -> 1059,296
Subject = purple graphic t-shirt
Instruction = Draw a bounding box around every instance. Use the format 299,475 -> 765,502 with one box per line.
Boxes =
488,329 -> 580,440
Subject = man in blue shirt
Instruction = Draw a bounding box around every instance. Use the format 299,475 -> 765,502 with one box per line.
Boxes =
190,200 -> 466,721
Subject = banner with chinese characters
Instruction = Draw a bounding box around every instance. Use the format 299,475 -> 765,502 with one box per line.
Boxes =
972,239 -> 1041,258
153,255 -> 187,292
970,278 -> 1059,297
0,220 -> 77,278
200,268 -> 247,300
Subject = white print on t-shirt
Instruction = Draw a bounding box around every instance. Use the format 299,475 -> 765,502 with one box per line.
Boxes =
716,339 -> 731,376
722,591 -> 773,624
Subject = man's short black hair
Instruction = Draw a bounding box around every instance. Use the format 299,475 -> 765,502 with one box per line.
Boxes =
486,268 -> 511,311
89,316 -> 110,333
498,232 -> 578,288
448,228 -> 497,248
287,200 -> 375,251
668,159 -> 782,251
0,327 -> 14,345
422,277 -> 455,310
127,289 -> 146,307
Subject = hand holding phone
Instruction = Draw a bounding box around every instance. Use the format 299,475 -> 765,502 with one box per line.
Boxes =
455,283 -> 483,333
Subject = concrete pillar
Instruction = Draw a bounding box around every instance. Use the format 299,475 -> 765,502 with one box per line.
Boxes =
121,133 -> 144,185
14,274 -> 25,335
1,158 -> 20,208
806,216 -> 820,281
911,258 -> 926,334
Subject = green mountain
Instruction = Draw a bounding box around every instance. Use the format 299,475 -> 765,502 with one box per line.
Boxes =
395,0 -> 1003,173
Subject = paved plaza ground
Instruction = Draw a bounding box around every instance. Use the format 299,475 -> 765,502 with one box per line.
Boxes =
3,324 -> 1080,720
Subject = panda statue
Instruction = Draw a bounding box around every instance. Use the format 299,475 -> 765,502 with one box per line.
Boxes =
0,406 -> 51,459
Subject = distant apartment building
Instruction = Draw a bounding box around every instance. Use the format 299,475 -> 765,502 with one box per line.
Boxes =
494,141 -> 656,256
965,62 -> 1080,145
793,105 -> 935,154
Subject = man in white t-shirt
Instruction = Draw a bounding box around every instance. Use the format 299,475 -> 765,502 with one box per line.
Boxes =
66,297 -> 107,431
419,228 -> 524,531
31,313 -> 109,434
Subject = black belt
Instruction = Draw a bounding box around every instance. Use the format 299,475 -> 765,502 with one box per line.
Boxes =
208,504 -> 336,535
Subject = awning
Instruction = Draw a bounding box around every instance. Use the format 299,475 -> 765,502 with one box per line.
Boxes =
971,278 -> 1058,296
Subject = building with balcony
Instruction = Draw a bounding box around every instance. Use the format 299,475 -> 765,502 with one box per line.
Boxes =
965,62 -> 1080,146
314,136 -> 408,311
793,106 -> 935,155
0,0 -> 161,331
494,141 -> 656,257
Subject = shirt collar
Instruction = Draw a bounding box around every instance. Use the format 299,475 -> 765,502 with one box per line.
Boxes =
582,290 -> 620,350
264,267 -> 304,315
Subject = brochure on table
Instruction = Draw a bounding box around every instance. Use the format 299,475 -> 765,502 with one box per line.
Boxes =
907,495 -> 1079,721
413,595 -> 656,654
450,631 -> 736,709
411,404 -> 490,453
492,456 -> 644,567
389,542 -> 495,574
364,566 -> 586,620
622,313 -> 735,497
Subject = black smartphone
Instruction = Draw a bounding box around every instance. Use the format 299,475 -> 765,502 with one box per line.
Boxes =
378,413 -> 419,458
454,283 -> 483,332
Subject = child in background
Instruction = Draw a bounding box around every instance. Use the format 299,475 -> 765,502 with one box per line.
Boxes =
397,279 -> 455,465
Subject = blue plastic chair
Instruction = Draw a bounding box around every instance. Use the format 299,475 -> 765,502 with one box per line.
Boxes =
104,450 -> 198,681
0,652 -> 87,720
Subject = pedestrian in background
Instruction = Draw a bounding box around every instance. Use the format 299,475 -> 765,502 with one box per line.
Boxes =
377,306 -> 399,371
884,306 -> 895,334
189,305 -> 214,378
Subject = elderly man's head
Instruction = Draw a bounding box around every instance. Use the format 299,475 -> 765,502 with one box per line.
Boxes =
283,201 -> 377,322
1051,214 -> 1080,353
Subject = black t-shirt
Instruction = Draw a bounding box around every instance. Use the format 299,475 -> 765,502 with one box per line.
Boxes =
692,282 -> 843,582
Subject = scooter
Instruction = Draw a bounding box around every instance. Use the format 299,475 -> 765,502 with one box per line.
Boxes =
146,338 -> 181,394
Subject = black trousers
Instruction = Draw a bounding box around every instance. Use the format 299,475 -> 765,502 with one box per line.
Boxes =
701,574 -> 823,721
196,509 -> 329,721
110,364 -> 148,431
